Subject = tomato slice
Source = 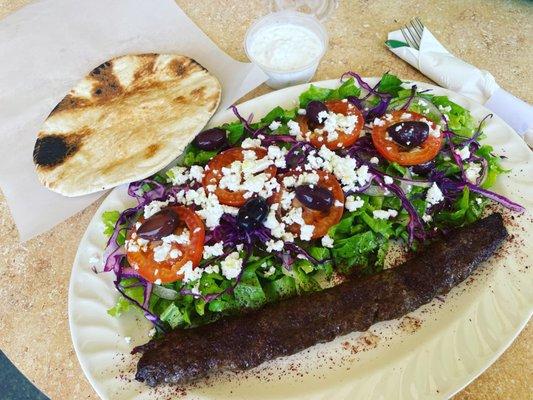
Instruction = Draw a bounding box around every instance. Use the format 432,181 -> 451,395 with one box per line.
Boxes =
202,147 -> 277,207
270,170 -> 344,239
126,206 -> 205,284
300,100 -> 364,150
371,110 -> 443,166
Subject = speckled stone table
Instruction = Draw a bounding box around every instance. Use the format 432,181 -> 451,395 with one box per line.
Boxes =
0,1 -> 531,399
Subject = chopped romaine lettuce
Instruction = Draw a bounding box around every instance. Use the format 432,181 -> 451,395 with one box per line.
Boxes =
475,144 -> 509,188
378,73 -> 403,96
431,96 -> 477,136
182,143 -> 219,166
298,78 -> 361,108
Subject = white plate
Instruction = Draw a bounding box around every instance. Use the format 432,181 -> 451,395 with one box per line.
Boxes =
68,79 -> 533,400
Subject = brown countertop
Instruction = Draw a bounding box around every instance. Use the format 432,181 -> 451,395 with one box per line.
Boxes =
0,0 -> 531,399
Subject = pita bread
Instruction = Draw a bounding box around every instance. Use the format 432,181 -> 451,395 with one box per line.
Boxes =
33,54 -> 221,196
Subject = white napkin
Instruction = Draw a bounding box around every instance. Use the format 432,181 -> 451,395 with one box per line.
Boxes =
387,27 -> 533,146
0,0 -> 267,241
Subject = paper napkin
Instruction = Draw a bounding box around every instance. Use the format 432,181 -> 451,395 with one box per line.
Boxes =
0,0 -> 267,241
387,27 -> 533,146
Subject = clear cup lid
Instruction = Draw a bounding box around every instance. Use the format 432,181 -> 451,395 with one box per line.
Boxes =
271,0 -> 338,21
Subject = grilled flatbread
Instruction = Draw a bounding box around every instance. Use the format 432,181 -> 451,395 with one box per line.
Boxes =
33,54 -> 221,196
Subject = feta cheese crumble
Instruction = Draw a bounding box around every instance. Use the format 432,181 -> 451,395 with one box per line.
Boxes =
313,146 -> 372,192
265,239 -> 284,252
299,224 -> 315,241
269,120 -> 282,130
203,242 -> 224,259
180,261 -> 202,283
426,182 -> 444,206
465,162 -> 482,183
316,111 -> 358,142
372,209 -> 398,220
455,146 -> 470,161
153,242 -> 172,262
345,195 -> 364,211
220,252 -> 243,279
373,117 -> 385,127
287,120 -> 302,137
321,234 -> 334,248
422,214 -> 433,222
241,137 -> 262,149
143,199 -> 170,219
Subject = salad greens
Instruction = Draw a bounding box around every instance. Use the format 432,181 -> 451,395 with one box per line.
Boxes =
100,72 -> 520,334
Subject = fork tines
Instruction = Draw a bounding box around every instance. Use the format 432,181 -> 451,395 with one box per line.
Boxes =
401,17 -> 425,50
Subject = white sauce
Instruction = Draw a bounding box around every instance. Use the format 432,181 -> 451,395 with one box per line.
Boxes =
248,23 -> 323,71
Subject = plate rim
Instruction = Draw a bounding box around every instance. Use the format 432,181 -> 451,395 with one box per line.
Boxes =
68,77 -> 533,400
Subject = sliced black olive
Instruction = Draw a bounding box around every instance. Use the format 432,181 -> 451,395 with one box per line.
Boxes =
295,184 -> 333,212
137,209 -> 179,240
237,197 -> 269,230
387,121 -> 429,148
305,100 -> 329,125
285,148 -> 306,169
193,128 -> 227,151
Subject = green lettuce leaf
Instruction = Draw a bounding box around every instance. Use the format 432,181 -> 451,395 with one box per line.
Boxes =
378,73 -> 403,96
431,96 -> 477,137
102,210 -> 120,238
299,84 -> 332,107
221,121 -> 245,145
182,143 -> 219,166
264,275 -> 297,301
327,78 -> 361,100
434,187 -> 487,226
475,144 -> 509,188
107,278 -> 145,317
233,266 -> 267,309
260,106 -> 297,125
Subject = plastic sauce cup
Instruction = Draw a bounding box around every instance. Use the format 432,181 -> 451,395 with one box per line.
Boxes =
245,11 -> 328,89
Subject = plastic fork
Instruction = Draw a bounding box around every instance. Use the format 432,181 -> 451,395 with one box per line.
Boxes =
401,17 -> 424,49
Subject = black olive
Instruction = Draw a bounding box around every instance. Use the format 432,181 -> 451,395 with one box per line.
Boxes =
193,128 -> 227,151
295,184 -> 333,212
387,121 -> 429,148
286,148 -> 306,169
237,197 -> 269,230
411,160 -> 435,176
306,100 -> 329,125
137,209 -> 179,240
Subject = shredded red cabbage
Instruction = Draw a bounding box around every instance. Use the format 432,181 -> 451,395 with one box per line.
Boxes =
443,130 -> 467,179
341,72 -> 382,96
260,135 -> 298,145
466,184 -> 524,212
100,178 -> 176,329
372,171 -> 425,244
342,72 -> 392,120
229,104 -> 267,138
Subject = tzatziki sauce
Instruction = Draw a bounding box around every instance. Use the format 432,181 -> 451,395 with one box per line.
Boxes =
248,23 -> 324,72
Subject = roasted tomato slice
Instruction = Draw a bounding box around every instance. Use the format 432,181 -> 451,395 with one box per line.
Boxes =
126,206 -> 205,284
270,170 -> 344,239
371,110 -> 443,166
299,100 -> 364,150
202,147 -> 277,207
